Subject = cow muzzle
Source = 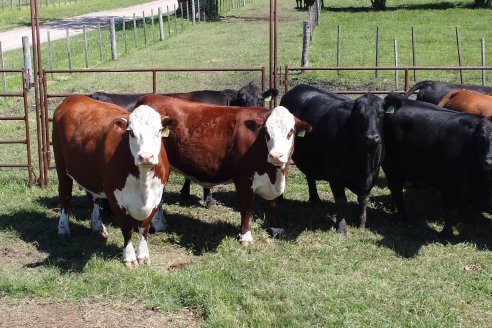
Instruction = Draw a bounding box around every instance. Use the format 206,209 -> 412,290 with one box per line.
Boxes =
137,152 -> 157,166
365,133 -> 382,146
268,151 -> 287,168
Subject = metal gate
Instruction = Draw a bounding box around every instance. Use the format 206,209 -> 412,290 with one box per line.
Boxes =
0,69 -> 35,186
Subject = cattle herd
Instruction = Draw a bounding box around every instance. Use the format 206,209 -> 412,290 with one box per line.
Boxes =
51,80 -> 492,266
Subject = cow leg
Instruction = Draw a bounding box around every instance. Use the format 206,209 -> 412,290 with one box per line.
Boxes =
121,224 -> 137,268
267,197 -> 284,237
150,202 -> 168,233
137,224 -> 151,266
179,179 -> 191,201
440,196 -> 457,240
386,176 -> 406,220
203,187 -> 218,208
235,181 -> 254,245
357,194 -> 369,229
307,176 -> 322,204
330,182 -> 348,235
57,171 -> 73,239
90,200 -> 108,239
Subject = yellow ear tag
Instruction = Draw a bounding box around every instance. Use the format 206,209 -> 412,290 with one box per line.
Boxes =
161,127 -> 170,138
297,130 -> 306,137
264,96 -> 272,102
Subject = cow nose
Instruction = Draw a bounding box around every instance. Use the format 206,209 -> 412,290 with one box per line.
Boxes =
365,133 -> 381,145
138,153 -> 155,165
269,151 -> 285,165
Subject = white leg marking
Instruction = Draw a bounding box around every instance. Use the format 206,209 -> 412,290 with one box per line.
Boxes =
269,227 -> 285,236
123,241 -> 137,267
90,203 -> 108,238
58,209 -> 71,238
137,227 -> 150,265
150,205 -> 168,232
238,230 -> 253,245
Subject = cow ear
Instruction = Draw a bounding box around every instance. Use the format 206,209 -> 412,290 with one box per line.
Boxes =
161,116 -> 177,138
244,119 -> 264,132
112,118 -> 128,133
295,119 -> 312,137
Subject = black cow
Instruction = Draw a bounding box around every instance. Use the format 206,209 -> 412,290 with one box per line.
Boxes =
280,84 -> 385,234
383,92 -> 492,237
404,80 -> 492,105
90,83 -> 279,208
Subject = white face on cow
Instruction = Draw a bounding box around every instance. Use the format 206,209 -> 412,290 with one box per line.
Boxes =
264,106 -> 297,169
127,105 -> 163,167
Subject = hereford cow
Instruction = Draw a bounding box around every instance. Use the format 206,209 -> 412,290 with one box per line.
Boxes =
280,84 -> 385,235
52,95 -> 171,266
383,92 -> 492,237
136,95 -> 312,244
90,83 -> 279,209
438,89 -> 492,116
404,80 -> 492,105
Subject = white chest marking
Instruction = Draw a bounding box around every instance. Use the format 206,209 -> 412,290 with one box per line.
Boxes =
252,170 -> 285,200
114,169 -> 164,221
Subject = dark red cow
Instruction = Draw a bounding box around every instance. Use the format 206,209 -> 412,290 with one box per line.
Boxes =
438,89 -> 492,116
52,95 -> 171,266
136,95 -> 312,244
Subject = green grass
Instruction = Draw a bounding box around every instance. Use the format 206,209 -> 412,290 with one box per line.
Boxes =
1,0 -> 492,327
0,0 -> 158,31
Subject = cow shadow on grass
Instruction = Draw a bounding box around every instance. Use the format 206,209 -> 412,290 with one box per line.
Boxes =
0,195 -> 121,273
325,2 -> 474,13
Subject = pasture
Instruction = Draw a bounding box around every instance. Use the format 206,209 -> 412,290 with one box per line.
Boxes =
1,0 -> 492,327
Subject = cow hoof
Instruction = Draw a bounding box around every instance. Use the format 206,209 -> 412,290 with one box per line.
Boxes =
124,260 -> 138,268
137,257 -> 151,266
237,231 -> 253,246
336,227 -> 348,236
267,227 -> 285,237
205,199 -> 218,209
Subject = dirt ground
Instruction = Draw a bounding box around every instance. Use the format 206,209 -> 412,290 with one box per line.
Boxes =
0,298 -> 203,328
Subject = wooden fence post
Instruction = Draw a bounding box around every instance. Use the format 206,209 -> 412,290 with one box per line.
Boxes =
66,28 -> 72,69
186,1 -> 190,27
180,2 -> 184,31
151,9 -> 156,42
192,0 -> 196,25
143,11 -> 147,45
47,31 -> 54,80
197,0 -> 201,21
110,18 -> 118,60
158,7 -> 165,40
97,20 -> 103,62
0,41 -> 6,92
174,4 -> 178,32
301,21 -> 310,71
123,16 -> 128,54
83,25 -> 89,68
133,13 -> 138,48
455,26 -> 464,83
21,36 -> 33,90
167,5 -> 171,35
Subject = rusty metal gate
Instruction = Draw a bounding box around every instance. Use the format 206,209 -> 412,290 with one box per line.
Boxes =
0,69 -> 35,186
